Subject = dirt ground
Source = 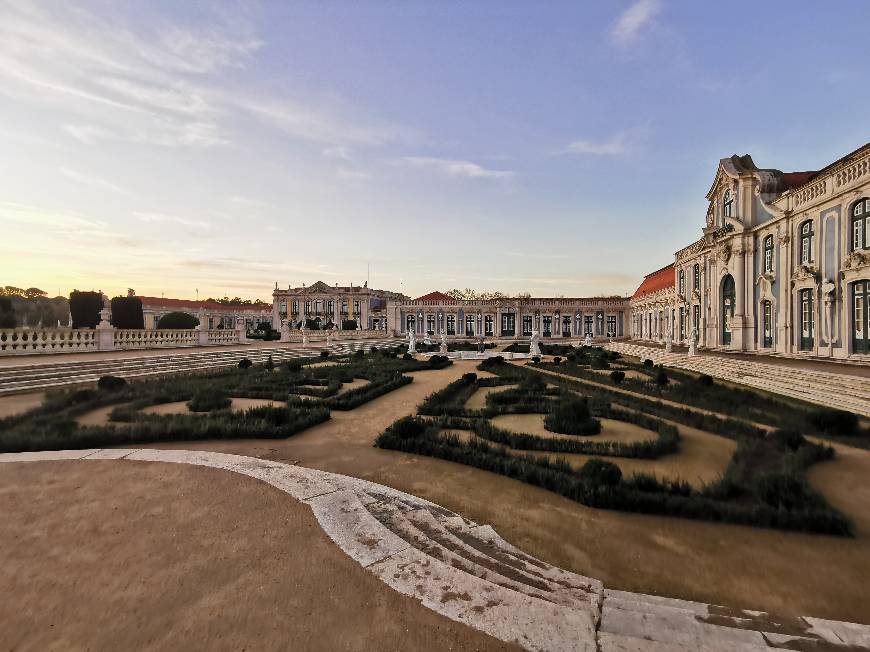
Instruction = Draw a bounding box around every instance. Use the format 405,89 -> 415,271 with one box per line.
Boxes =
0,460 -> 512,652
0,391 -> 45,418
464,384 -> 517,410
5,361 -> 870,624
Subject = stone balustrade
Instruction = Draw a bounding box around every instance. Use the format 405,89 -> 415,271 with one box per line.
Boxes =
206,329 -> 240,345
113,329 -> 200,350
0,328 -> 97,355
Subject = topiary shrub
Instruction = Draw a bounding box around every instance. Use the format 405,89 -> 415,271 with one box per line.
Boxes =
643,358 -> 654,369
531,356 -> 541,365
609,370 -> 626,385
238,358 -> 253,370
566,352 -> 576,363
697,374 -> 714,387
320,350 -> 330,358
590,356 -> 609,370
157,311 -> 199,329
579,458 -> 622,486
187,389 -> 231,412
354,349 -> 365,358
403,352 -> 413,361
654,368 -> 669,386
553,356 -> 561,366
264,355 -> 275,371
97,375 -> 127,392
370,346 -> 379,355
69,290 -> 103,328
479,356 -> 505,370
430,354 -> 449,367
286,360 -> 302,373
544,394 -> 601,435
807,408 -> 859,436
110,295 -> 144,329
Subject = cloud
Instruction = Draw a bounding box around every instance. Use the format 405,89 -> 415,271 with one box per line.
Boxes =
133,211 -> 210,229
227,195 -> 268,208
58,167 -> 128,194
337,167 -> 370,180
563,135 -> 628,156
396,157 -> 514,179
611,0 -> 660,45
323,145 -> 351,160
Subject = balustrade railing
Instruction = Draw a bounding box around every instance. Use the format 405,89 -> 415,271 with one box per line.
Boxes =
114,329 -> 200,350
207,329 -> 239,345
0,328 -> 98,354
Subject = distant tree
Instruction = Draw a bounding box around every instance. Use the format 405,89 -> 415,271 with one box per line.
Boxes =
69,290 -> 103,328
1,286 -> 25,297
24,288 -> 47,299
156,311 -> 199,329
110,295 -> 144,329
0,298 -> 16,328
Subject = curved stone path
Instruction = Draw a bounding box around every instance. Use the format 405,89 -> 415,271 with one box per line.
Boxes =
2,448 -> 869,651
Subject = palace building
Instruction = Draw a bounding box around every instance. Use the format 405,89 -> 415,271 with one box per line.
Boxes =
139,296 -> 272,331
630,142 -> 870,360
386,291 -> 630,339
271,281 -> 406,331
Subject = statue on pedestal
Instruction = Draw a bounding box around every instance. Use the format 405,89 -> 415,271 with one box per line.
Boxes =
279,319 -> 291,343
584,333 -> 593,347
477,334 -> 486,353
408,328 -> 417,354
688,327 -> 698,357
439,332 -> 448,355
529,329 -> 541,356
423,333 -> 432,346
664,330 -> 672,353
301,324 -> 309,348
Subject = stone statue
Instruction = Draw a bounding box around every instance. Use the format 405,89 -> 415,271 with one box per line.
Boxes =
584,333 -> 593,347
529,329 -> 541,356
301,324 -> 309,348
423,333 -> 433,346
279,319 -> 291,343
439,332 -> 448,354
688,327 -> 698,357
664,329 -> 672,353
326,327 -> 333,346
408,328 -> 417,354
477,334 -> 486,353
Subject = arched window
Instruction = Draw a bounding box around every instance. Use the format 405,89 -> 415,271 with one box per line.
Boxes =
723,189 -> 733,218
693,263 -> 700,291
763,235 -> 774,273
852,198 -> 869,251
678,269 -> 685,296
799,220 -> 814,265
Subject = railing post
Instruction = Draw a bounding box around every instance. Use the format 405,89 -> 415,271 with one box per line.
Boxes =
96,307 -> 115,351
236,317 -> 247,344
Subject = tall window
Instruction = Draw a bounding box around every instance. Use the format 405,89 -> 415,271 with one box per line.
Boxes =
854,281 -> 869,354
466,315 -> 475,336
446,314 -> 455,335
606,315 -> 617,337
679,307 -> 685,340
484,315 -> 494,336
692,304 -> 700,333
799,220 -> 814,264
542,316 -> 552,337
693,263 -> 700,292
762,300 -> 773,348
502,313 -> 516,336
405,314 -> 415,332
763,235 -> 774,273
852,198 -> 869,251
800,289 -> 814,351
562,315 -> 572,337
291,300 -> 298,314
584,315 -> 594,336
678,269 -> 685,296
723,189 -> 733,218
426,314 -> 435,334
522,315 -> 533,336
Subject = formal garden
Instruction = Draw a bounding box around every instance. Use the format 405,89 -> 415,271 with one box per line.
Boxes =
0,343 -> 453,453
376,348 -> 866,536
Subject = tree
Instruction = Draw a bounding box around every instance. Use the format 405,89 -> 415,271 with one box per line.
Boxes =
69,290 -> 103,328
1,286 -> 25,297
24,288 -> 47,299
0,298 -> 16,328
156,311 -> 199,329
110,295 -> 144,329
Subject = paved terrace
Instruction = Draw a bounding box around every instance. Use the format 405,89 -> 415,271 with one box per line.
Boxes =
0,338 -> 399,395
2,449 -> 868,651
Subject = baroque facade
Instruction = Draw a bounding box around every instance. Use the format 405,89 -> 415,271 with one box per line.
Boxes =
271,281 -> 406,331
139,296 -> 271,331
631,142 -> 870,360
387,291 -> 629,339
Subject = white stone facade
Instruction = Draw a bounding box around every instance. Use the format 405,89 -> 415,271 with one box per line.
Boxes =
271,281 -> 406,332
632,142 -> 870,361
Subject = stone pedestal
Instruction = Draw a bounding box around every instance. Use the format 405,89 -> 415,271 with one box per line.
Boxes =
280,319 -> 291,343
96,308 -> 114,351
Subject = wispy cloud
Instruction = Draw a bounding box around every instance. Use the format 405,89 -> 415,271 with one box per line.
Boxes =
396,157 -> 514,179
323,145 -> 351,160
58,167 -> 127,194
611,0 -> 660,45
563,135 -> 629,156
337,167 -> 370,180
133,211 -> 210,229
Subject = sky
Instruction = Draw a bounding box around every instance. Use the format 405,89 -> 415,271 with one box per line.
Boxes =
1,0 -> 868,302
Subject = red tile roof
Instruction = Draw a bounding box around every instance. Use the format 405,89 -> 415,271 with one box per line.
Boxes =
138,296 -> 270,313
414,291 -> 454,302
781,171 -> 817,190
631,264 -> 675,300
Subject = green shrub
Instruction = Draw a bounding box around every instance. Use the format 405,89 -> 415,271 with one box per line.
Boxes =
156,311 -> 199,329
187,389 -> 231,412
566,352 -> 576,362
110,295 -> 144,329
609,370 -> 626,384
531,356 -> 541,364
807,408 -> 859,436
579,458 -> 622,486
544,394 -> 601,435
403,352 -> 413,361
342,319 -> 357,330
238,358 -> 253,370
697,374 -> 714,387
754,473 -> 812,510
479,356 -> 505,370
264,355 -> 275,371
553,356 -> 561,365
97,376 -> 127,392
69,290 -> 103,328
286,360 -> 302,373
643,358 -> 654,369
590,357 -> 609,370
770,429 -> 804,451
654,368 -> 669,386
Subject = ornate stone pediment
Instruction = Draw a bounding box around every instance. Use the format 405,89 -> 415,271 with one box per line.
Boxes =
715,244 -> 731,263
307,281 -> 334,293
792,264 -> 819,282
842,250 -> 870,271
